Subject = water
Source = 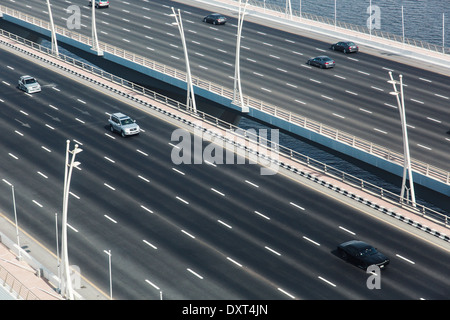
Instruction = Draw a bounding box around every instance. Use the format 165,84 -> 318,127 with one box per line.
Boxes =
256,0 -> 449,47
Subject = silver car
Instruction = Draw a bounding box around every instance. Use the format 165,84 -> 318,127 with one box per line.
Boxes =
89,0 -> 109,8
108,112 -> 140,137
18,75 -> 41,93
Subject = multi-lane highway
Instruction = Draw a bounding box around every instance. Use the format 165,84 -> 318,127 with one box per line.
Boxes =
3,0 -> 449,174
0,41 -> 449,299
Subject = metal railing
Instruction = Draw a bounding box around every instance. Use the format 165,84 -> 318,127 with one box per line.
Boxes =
1,5 -> 448,187
241,0 -> 450,55
0,265 -> 39,300
2,28 -> 448,229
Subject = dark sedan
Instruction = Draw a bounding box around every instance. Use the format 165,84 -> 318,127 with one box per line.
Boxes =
203,13 -> 227,25
337,240 -> 390,270
330,41 -> 359,53
307,56 -> 335,69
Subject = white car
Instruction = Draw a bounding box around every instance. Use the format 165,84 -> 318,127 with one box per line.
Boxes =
89,0 -> 109,8
18,75 -> 41,93
108,112 -> 140,137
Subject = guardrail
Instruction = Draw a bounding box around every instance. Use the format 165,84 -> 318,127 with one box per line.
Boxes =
240,0 -> 450,55
0,265 -> 39,300
1,5 -> 448,187
2,27 -> 448,230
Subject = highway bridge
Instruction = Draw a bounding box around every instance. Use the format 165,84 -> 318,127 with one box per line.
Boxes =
0,0 -> 449,300
0,0 -> 449,197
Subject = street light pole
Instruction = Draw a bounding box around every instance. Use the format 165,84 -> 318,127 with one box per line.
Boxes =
388,72 -> 416,206
60,140 -> 83,300
46,0 -> 59,56
104,249 -> 112,300
171,7 -> 197,113
233,0 -> 249,113
91,0 -> 102,55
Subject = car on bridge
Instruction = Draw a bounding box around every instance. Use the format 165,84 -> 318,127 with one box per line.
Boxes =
307,56 -> 335,69
108,112 -> 140,137
18,75 -> 41,93
89,0 -> 109,8
330,41 -> 359,53
203,13 -> 227,25
337,240 -> 390,270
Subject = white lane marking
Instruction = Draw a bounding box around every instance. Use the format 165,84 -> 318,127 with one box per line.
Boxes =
181,230 -> 195,239
435,94 -> 449,99
104,156 -> 115,163
410,98 -> 424,104
315,47 -> 326,52
396,254 -> 415,264
176,196 -> 189,204
345,90 -> 358,95
145,279 -> 160,290
371,86 -> 384,91
41,146 -> 52,152
187,268 -> 203,279
32,200 -> 43,207
332,113 -> 345,119
137,149 -> 148,156
104,183 -> 116,190
374,128 -> 388,134
321,95 -> 334,100
261,87 -> 272,92
140,205 -> 154,214
384,103 -> 397,109
211,188 -> 225,196
245,180 -> 259,188
254,211 -> 270,220
295,99 -> 306,105
172,168 -> 185,175
426,117 -> 441,123
277,288 -> 295,299
419,77 -> 432,83
227,257 -> 242,267
302,236 -> 320,246
358,70 -> 370,75
339,226 -> 356,235
318,276 -> 336,287
138,175 -> 150,183
417,144 -> 432,150
218,220 -> 232,229
289,202 -> 305,211
104,215 -> 117,223
265,246 -> 281,256
359,108 -> 372,114
309,78 -> 321,84
143,240 -> 157,250
9,153 -> 19,160
334,74 -> 346,79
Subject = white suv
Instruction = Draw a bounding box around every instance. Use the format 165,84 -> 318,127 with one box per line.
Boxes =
89,0 -> 109,8
108,113 -> 140,137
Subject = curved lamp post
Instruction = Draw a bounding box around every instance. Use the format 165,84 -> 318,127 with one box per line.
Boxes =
60,140 -> 82,299
387,72 -> 416,207
171,7 -> 197,113
46,0 -> 59,56
233,0 -> 249,113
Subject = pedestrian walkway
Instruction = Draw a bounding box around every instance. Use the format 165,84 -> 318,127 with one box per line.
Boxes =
0,240 -> 61,300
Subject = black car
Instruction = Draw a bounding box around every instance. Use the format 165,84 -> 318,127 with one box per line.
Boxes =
203,13 -> 227,25
337,240 -> 390,270
330,41 -> 359,53
307,56 -> 335,69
